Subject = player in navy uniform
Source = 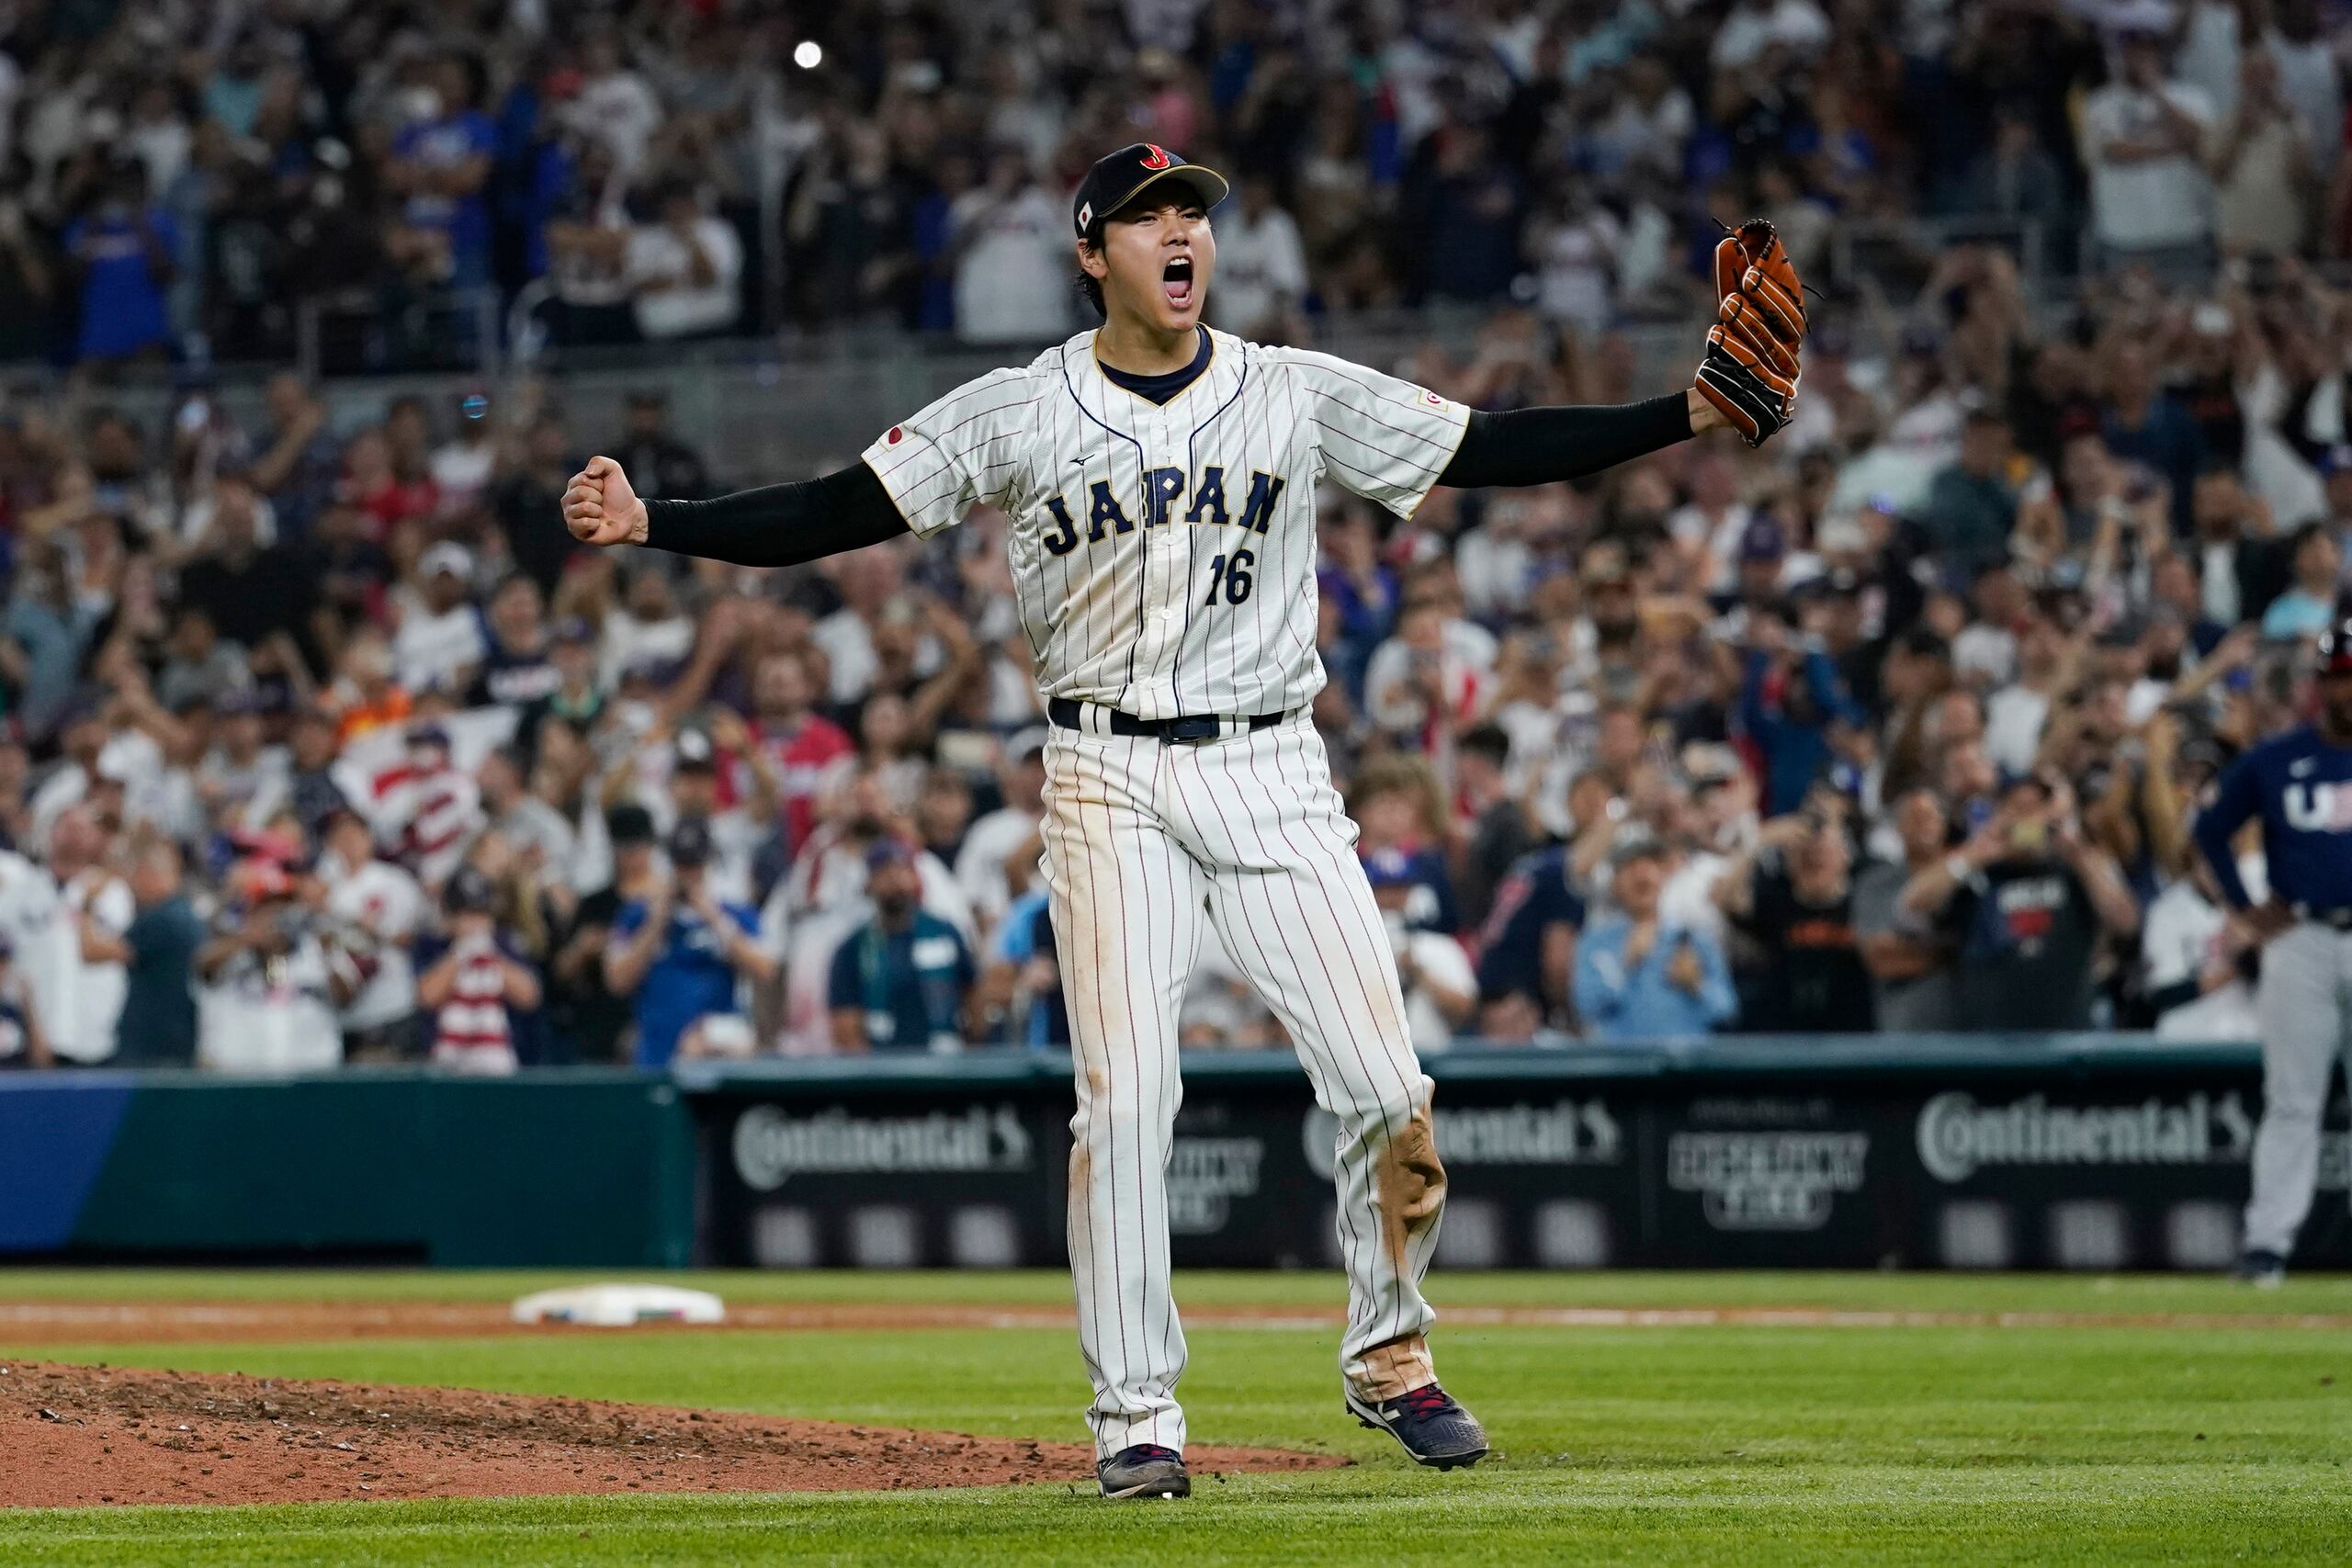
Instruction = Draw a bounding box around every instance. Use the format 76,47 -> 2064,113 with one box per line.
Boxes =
2192,620 -> 2352,1286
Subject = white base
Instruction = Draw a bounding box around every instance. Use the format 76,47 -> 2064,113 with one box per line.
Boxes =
510,1283 -> 727,1327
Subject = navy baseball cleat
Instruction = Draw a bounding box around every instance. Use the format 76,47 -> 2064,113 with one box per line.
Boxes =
1346,1382 -> 1489,1470
1097,1444 -> 1190,1499
2233,1248 -> 2288,1289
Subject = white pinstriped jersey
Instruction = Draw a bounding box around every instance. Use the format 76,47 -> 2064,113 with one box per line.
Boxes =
860,327 -> 1470,719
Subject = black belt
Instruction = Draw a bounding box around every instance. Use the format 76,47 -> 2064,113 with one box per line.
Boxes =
1046,697 -> 1286,743
2293,905 -> 2352,931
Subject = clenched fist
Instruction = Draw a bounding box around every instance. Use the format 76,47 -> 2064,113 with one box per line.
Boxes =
563,456 -> 649,547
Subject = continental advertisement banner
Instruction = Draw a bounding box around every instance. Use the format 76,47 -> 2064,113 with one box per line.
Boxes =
682,1042 -> 2352,1272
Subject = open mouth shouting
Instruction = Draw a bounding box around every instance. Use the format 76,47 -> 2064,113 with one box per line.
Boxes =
1162,255 -> 1195,310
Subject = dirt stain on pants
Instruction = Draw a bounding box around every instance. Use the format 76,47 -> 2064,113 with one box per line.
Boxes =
1356,1103 -> 1446,1399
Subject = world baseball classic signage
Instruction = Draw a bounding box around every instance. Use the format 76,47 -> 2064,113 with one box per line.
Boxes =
1653,1096 -> 1883,1264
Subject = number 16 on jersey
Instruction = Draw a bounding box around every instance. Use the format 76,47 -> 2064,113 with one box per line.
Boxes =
1203,548 -> 1253,605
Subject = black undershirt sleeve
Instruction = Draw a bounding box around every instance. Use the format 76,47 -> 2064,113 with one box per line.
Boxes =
1436,393 -> 1693,490
639,396 -> 1690,565
639,461 -> 910,568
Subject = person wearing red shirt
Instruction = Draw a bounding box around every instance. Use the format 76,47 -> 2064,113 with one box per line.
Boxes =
735,650 -> 854,863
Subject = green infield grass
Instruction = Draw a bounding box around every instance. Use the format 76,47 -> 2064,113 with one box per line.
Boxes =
0,1269 -> 2346,1565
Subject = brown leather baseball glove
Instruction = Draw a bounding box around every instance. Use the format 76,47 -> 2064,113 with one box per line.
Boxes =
1693,219 -> 1805,447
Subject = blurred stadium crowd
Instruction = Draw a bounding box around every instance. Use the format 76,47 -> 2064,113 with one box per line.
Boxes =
0,0 -> 2348,1069
9,0 -> 2352,359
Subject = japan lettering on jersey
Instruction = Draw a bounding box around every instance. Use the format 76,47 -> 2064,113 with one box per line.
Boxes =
862,328 -> 1469,719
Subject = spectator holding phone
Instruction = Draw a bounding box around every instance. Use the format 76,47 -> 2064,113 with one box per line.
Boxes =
1716,807 -> 1875,1033
195,860 -> 355,1073
1574,837 -> 1736,1041
828,840 -> 976,1053
605,818 -> 771,1067
1738,615 -> 1864,817
415,867 -> 540,1077
1854,787 -> 1964,1032
1895,773 -> 2141,1030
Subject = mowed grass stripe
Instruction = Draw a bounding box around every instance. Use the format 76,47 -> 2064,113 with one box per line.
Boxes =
0,1272 -> 2344,1564
0,1466 -> 2345,1566
0,1323 -> 2339,1461
2,1268 -> 2350,1317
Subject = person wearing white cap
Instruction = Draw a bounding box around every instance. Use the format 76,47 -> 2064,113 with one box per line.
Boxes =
393,540 -> 487,693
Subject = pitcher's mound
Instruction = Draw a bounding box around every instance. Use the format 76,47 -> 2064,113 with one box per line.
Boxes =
0,1361 -> 1342,1506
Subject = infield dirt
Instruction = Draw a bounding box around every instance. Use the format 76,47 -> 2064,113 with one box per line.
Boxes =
5,1297 -> 2350,1343
0,1360 -> 1340,1506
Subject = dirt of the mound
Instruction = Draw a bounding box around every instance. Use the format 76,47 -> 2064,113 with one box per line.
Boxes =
0,1361 -> 1341,1507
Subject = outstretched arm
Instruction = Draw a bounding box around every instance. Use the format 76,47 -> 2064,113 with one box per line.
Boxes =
1438,390 -> 1722,490
563,456 -> 910,566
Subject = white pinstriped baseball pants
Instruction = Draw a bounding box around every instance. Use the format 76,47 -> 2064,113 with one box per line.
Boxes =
1038,710 -> 1446,1459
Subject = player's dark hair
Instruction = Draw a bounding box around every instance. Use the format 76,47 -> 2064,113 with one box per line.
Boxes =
1076,222 -> 1106,319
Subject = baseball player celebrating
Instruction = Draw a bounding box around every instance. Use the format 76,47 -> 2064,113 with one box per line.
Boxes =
2194,623 -> 2352,1287
564,144 -> 1806,1498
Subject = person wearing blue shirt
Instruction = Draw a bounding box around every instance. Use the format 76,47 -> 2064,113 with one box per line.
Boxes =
2100,341 -> 2207,536
64,164 -> 177,365
388,56 -> 498,289
1739,626 -> 1864,818
2192,620 -> 2352,1287
988,886 -> 1069,1048
604,818 -> 773,1068
2257,523 -> 2339,642
829,841 -> 977,1052
1573,838 -> 1737,1041
1475,843 -> 1588,1039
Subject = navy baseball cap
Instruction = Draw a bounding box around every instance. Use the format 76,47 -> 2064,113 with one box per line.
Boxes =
668,816 -> 714,867
2315,619 -> 2352,676
1362,848 -> 1415,889
865,838 -> 915,873
445,865 -> 497,916
1072,143 -> 1229,241
1739,516 -> 1787,562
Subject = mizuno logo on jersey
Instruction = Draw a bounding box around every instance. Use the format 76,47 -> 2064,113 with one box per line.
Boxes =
2283,782 -> 2352,831
1036,465 -> 1287,557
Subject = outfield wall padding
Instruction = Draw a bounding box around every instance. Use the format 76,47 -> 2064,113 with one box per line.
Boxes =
678,1036 -> 2352,1272
0,1069 -> 695,1267
1,1040 -> 2343,1269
